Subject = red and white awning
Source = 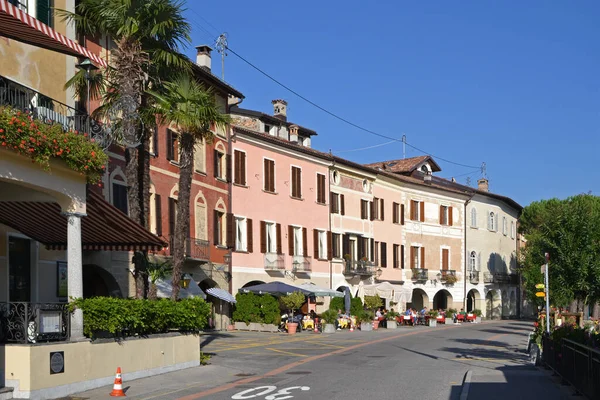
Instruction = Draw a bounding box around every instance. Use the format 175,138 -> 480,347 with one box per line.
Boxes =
0,0 -> 107,67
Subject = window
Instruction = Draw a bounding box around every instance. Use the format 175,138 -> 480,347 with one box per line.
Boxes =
291,166 -> 302,198
488,212 -> 497,231
410,246 -> 424,269
379,198 -> 384,221
112,182 -> 128,215
502,217 -> 507,236
8,0 -> 28,13
166,129 -> 179,163
194,138 -> 206,173
168,197 -> 178,238
261,221 -> 278,253
288,226 -> 305,256
36,0 -> 53,27
214,210 -> 225,246
442,248 -> 449,270
440,205 -> 452,225
401,245 -> 405,269
360,200 -> 369,220
371,197 -> 379,220
263,158 -> 275,192
330,192 -> 344,215
264,124 -> 272,134
393,202 -> 400,224
316,173 -> 326,204
380,242 -> 387,268
235,217 -> 247,252
511,221 -> 515,239
233,150 -> 246,185
374,241 -> 379,265
149,126 -> 158,156
214,150 -> 226,179
332,233 -> 341,258
410,200 -> 424,222
471,208 -> 477,228
317,230 -> 327,259
469,251 -> 477,272
154,193 -> 162,236
393,244 -> 400,268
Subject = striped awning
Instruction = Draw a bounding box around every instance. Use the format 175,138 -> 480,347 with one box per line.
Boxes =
0,0 -> 107,67
0,188 -> 167,251
206,287 -> 236,304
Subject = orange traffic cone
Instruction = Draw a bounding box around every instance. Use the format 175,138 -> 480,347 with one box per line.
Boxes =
109,367 -> 126,397
349,325 -> 354,332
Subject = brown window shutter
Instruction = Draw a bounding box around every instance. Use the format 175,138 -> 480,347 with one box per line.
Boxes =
420,201 -> 425,222
263,159 -> 269,191
410,200 -> 414,221
381,242 -> 387,268
393,244 -> 397,268
410,247 -> 415,268
421,247 -> 425,269
370,238 -> 375,262
241,152 -> 246,185
247,218 -> 253,253
401,245 -> 405,269
357,238 -> 364,260
276,223 -> 282,254
327,231 -> 332,260
449,207 -> 453,226
270,161 -> 275,192
370,201 -> 374,221
288,225 -> 294,255
340,194 -> 345,215
291,168 -> 297,197
329,192 -> 334,213
442,249 -> 449,270
313,229 -> 319,259
168,197 -> 176,235
213,209 -> 219,245
342,234 -> 350,258
226,153 -> 232,182
260,221 -> 267,253
392,202 -> 397,224
226,213 -> 235,249
297,168 -> 302,198
380,199 -> 384,221
166,129 -> 173,161
439,205 -> 443,225
302,227 -> 308,256
155,194 -> 162,236
233,150 -> 240,184
317,174 -> 325,203
401,204 -> 405,225
213,149 -> 219,178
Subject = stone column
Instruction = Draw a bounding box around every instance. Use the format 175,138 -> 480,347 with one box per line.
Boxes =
66,212 -> 85,340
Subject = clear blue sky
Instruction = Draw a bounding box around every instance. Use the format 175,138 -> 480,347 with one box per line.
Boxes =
183,1 -> 599,207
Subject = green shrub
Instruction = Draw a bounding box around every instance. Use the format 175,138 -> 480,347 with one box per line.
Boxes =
386,310 -> 400,321
428,309 -> 439,318
320,309 -> 339,324
447,308 -> 458,317
280,291 -> 306,318
350,297 -> 363,316
232,293 -> 262,324
260,294 -> 281,325
357,310 -> 374,323
329,297 -> 344,312
364,294 -> 382,311
71,297 -> 210,338
472,309 -> 482,317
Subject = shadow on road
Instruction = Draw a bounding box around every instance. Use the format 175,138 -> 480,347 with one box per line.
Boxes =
451,338 -> 514,347
201,332 -> 234,348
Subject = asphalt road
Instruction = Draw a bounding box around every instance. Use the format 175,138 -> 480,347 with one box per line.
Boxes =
71,320 -> 575,400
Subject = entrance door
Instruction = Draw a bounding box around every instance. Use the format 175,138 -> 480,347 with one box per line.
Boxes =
9,237 -> 31,302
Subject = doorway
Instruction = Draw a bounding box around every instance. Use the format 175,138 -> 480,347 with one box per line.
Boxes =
9,237 -> 32,302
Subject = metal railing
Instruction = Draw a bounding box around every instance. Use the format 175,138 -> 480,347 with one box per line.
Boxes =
469,271 -> 480,284
0,75 -> 104,139
291,255 -> 311,272
542,336 -> 600,399
166,235 -> 210,261
344,260 -> 376,276
483,272 -> 519,284
411,268 -> 428,282
264,253 -> 285,271
0,302 -> 70,344
440,270 -> 456,281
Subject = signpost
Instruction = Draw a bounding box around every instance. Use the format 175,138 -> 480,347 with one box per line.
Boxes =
535,284 -> 545,290
535,292 -> 546,298
544,253 -> 550,334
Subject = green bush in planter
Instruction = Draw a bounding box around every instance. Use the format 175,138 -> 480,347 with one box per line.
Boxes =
320,309 -> 338,324
356,310 -> 374,323
428,309 -> 439,318
386,310 -> 400,321
232,293 -> 262,324
447,308 -> 458,317
472,309 -> 483,317
364,295 -> 382,312
329,297 -> 344,312
280,291 -> 306,319
259,294 -> 280,325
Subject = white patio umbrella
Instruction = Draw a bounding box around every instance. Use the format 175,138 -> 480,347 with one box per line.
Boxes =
355,281 -> 365,303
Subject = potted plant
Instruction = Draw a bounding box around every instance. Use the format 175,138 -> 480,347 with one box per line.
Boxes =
447,308 -> 457,324
473,309 -> 482,323
357,310 -> 374,331
427,309 -> 439,327
320,309 -> 338,334
280,291 -> 305,335
386,310 -> 400,329
364,295 -> 382,329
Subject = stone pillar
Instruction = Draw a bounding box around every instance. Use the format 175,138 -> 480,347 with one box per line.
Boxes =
66,212 -> 85,340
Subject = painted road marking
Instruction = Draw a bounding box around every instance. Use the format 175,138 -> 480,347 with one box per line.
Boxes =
265,348 -> 308,357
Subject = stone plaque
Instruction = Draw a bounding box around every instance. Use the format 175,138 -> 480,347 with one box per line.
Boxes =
50,351 -> 64,374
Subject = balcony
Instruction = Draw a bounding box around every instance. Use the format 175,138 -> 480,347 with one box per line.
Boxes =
483,272 -> 519,285
440,270 -> 457,284
264,253 -> 285,271
411,268 -> 428,283
469,271 -> 480,284
344,260 -> 376,276
291,255 -> 311,272
0,302 -> 70,344
165,235 -> 210,261
0,75 -> 104,141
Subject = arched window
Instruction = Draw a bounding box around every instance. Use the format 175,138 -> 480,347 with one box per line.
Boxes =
502,217 -> 507,235
469,251 -> 477,272
470,208 -> 477,228
489,212 -> 495,231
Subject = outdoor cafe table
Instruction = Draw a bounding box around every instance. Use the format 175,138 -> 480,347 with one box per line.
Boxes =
302,319 -> 314,330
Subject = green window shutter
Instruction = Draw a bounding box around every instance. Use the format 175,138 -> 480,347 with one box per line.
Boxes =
37,0 -> 53,27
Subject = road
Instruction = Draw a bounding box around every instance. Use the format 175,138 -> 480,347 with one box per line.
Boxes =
71,320 -> 574,400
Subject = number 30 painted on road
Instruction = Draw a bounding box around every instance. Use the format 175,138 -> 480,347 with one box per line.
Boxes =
232,385 -> 310,400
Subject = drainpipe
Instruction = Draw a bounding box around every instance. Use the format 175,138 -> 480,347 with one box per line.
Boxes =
463,194 -> 474,311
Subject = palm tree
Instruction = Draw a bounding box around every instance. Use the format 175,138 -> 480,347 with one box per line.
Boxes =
151,74 -> 230,300
59,0 -> 192,298
147,257 -> 173,300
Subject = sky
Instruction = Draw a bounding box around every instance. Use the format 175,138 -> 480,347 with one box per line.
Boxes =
183,1 -> 599,207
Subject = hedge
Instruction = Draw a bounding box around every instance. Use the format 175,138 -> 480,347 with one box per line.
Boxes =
232,293 -> 280,325
70,297 -> 211,338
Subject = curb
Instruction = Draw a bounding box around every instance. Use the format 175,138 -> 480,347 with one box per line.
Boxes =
460,370 -> 472,400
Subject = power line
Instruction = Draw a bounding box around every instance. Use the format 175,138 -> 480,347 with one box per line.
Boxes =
333,140 -> 398,154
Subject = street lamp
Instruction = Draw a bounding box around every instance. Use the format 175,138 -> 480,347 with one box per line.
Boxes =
180,273 -> 192,290
75,58 -> 99,134
223,251 -> 232,266
376,268 -> 383,279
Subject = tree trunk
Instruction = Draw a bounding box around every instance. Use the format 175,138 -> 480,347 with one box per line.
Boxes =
171,132 -> 194,300
148,282 -> 158,300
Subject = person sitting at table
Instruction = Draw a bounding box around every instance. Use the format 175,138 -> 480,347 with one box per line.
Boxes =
411,308 -> 417,326
420,306 -> 427,317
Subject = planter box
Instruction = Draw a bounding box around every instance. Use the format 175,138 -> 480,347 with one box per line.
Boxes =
234,321 -> 250,331
323,324 -> 336,334
429,319 -> 437,327
360,322 -> 373,331
475,316 -> 482,324
386,321 -> 397,329
259,323 -> 278,333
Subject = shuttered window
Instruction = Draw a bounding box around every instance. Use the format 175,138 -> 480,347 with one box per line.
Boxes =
166,129 -> 178,162
393,244 -> 399,268
360,200 -> 369,220
380,242 -> 387,268
154,194 -> 162,236
401,204 -> 405,225
316,174 -> 326,204
263,159 -> 275,192
442,248 -> 449,270
291,166 -> 302,198
331,233 -> 340,258
380,198 -> 384,221
401,245 -> 405,269
36,0 -> 53,27
392,202 -> 399,224
234,150 -> 246,185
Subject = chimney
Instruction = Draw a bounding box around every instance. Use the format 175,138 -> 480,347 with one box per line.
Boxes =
289,125 -> 299,143
195,45 -> 212,70
477,178 -> 489,192
272,99 -> 287,121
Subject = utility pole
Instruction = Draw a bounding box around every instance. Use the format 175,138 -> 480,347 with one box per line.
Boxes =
402,134 -> 406,159
215,33 -> 228,80
545,252 -> 550,334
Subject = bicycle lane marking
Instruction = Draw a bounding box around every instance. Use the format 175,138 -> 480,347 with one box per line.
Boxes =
177,324 -> 463,400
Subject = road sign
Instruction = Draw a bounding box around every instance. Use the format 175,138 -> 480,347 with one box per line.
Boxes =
536,292 -> 546,298
535,284 -> 545,289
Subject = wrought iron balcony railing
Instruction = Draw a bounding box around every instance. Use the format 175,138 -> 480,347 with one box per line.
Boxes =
483,272 -> 519,285
164,235 -> 210,261
411,268 -> 428,282
291,255 -> 311,272
344,260 -> 376,276
0,302 -> 70,344
440,269 -> 457,282
264,253 -> 285,271
0,75 -> 105,141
